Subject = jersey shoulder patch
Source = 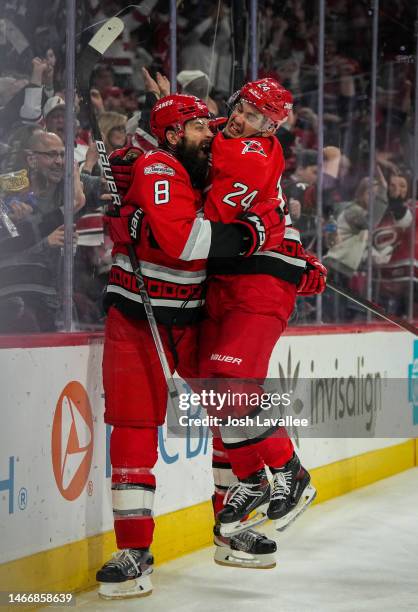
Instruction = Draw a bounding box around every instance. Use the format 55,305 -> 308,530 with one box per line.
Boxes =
241,140 -> 267,157
141,148 -> 181,176
123,147 -> 143,162
144,162 -> 175,176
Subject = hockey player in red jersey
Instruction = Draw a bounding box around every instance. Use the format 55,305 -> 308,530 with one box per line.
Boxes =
96,94 -> 285,599
199,79 -> 327,541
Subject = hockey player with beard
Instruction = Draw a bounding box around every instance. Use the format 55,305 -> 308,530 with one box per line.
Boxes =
200,79 -> 327,541
101,81 -> 326,573
96,94 -> 285,599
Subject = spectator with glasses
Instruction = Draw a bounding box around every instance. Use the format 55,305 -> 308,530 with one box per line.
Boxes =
26,131 -> 84,213
0,130 -> 85,333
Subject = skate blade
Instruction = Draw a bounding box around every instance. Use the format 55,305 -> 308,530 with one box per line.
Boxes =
219,503 -> 269,536
214,546 -> 276,570
98,575 -> 153,599
274,484 -> 317,532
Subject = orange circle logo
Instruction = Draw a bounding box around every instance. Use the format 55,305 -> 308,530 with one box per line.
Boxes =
52,381 -> 94,501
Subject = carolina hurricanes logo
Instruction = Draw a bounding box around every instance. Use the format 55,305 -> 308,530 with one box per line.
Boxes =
373,227 -> 399,250
241,140 -> 267,157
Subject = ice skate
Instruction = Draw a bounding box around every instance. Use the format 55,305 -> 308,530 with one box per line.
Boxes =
214,523 -> 277,569
268,453 -> 317,531
96,548 -> 153,599
217,469 -> 270,536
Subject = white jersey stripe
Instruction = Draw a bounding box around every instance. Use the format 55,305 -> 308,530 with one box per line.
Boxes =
284,226 -> 301,241
254,251 -> 307,268
180,217 -> 212,261
114,253 -> 206,283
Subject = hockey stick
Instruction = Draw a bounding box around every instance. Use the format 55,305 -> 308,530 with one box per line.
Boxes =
76,18 -> 180,408
326,280 -> 418,336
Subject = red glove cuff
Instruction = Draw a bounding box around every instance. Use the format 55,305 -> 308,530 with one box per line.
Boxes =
297,253 -> 327,295
104,205 -> 139,246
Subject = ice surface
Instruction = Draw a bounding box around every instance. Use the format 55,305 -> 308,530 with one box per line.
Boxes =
75,468 -> 418,611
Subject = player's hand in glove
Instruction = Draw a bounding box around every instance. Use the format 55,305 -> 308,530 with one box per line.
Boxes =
297,252 -> 327,295
108,146 -> 143,198
104,147 -> 145,246
104,206 -> 144,246
234,198 -> 285,257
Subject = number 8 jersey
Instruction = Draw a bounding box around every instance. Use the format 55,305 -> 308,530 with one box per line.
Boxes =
104,147 -> 257,325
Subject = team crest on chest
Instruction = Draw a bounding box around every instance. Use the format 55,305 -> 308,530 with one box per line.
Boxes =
241,140 -> 267,157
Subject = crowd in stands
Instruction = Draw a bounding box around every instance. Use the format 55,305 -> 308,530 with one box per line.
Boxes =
0,0 -> 416,332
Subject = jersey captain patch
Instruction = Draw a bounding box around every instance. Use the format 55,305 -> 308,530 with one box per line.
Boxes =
241,140 -> 267,157
144,163 -> 175,176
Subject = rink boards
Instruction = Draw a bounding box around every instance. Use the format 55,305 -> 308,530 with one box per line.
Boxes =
0,326 -> 417,594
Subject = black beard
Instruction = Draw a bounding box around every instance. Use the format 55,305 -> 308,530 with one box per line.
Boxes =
389,196 -> 405,206
175,139 -> 209,190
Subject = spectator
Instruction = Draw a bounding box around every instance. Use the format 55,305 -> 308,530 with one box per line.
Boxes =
43,95 -> 90,163
91,65 -> 116,95
0,51 -> 57,145
179,2 -> 232,95
177,70 -> 210,98
283,146 -> 342,251
43,96 -> 65,141
0,130 -> 85,332
101,86 -> 126,113
177,69 -> 219,115
277,103 -> 319,175
387,174 -> 412,222
372,173 -> 414,315
0,0 -> 416,328
324,168 -> 388,280
121,88 -> 139,117
2,125 -> 43,173
97,111 -> 128,154
283,149 -> 318,248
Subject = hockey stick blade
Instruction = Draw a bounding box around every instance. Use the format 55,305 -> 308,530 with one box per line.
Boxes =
327,280 -> 418,336
77,17 -> 124,91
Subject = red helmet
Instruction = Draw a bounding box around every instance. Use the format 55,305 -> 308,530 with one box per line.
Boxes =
150,94 -> 210,143
239,78 -> 293,123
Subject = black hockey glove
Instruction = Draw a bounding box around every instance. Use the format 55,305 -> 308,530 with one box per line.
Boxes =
233,198 -> 285,256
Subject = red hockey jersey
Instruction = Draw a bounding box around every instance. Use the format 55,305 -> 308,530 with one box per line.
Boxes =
104,148 -> 250,325
204,132 -> 306,284
373,201 -> 416,293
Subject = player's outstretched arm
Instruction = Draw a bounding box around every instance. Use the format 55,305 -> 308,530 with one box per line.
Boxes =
108,152 -> 284,261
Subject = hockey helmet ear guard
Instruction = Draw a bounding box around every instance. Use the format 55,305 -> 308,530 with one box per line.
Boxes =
150,94 -> 211,144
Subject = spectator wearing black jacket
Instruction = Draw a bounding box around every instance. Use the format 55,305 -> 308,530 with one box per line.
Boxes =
0,130 -> 85,332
